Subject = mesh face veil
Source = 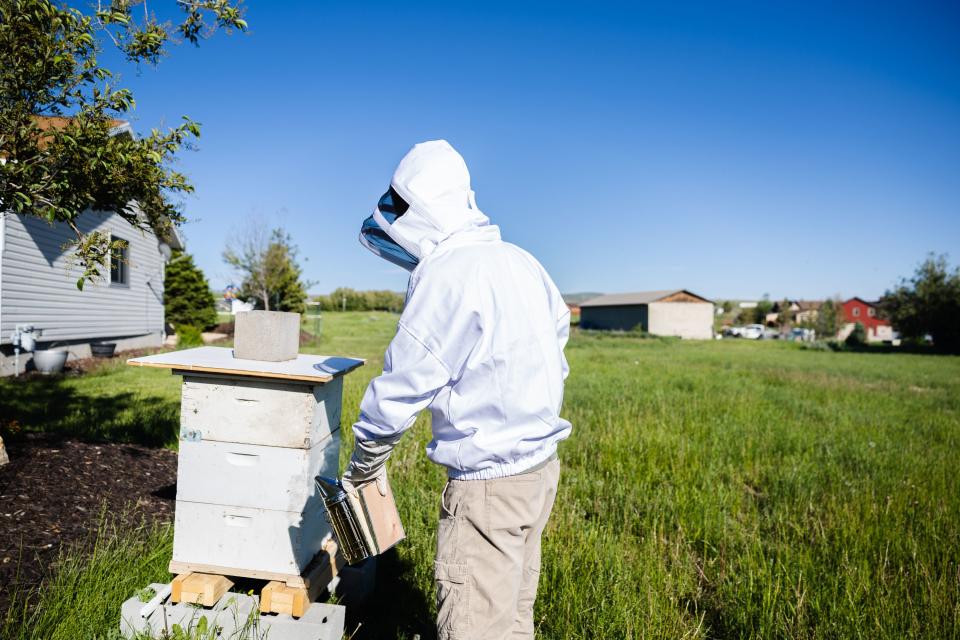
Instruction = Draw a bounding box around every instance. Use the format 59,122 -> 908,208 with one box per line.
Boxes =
359,186 -> 419,271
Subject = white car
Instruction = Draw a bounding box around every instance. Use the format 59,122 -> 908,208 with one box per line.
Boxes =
740,324 -> 765,340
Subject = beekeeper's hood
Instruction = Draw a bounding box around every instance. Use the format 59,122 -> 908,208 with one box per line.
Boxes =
359,140 -> 493,271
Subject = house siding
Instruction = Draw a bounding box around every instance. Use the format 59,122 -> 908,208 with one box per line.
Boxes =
580,301 -> 714,339
840,298 -> 893,343
0,211 -> 166,347
647,302 -> 714,339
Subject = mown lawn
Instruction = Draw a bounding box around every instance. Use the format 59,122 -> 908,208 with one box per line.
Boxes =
2,312 -> 959,639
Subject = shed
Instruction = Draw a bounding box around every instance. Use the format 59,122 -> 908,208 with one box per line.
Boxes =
580,290 -> 714,339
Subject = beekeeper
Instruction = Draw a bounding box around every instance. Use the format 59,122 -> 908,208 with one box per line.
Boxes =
343,140 -> 572,639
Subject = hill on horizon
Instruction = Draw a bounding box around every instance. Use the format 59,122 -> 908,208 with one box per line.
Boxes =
563,292 -> 604,305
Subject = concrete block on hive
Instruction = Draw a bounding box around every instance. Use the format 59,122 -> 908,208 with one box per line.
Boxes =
234,310 -> 300,361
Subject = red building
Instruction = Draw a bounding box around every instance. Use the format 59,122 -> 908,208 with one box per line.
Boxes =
842,297 -> 893,342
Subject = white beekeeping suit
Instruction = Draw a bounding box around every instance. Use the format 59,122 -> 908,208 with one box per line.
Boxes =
350,139 -> 571,482
350,139 -> 571,639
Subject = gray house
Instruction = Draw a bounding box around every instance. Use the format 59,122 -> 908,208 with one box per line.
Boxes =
0,117 -> 182,375
0,209 -> 180,375
580,290 -> 714,339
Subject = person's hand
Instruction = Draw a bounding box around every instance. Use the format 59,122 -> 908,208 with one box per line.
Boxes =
342,435 -> 401,496
342,464 -> 388,497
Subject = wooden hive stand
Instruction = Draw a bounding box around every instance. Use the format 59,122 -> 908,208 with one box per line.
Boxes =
171,572 -> 234,607
259,539 -> 346,618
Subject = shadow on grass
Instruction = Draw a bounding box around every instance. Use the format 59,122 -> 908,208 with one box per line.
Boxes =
803,341 -> 959,356
0,375 -> 179,448
345,548 -> 436,640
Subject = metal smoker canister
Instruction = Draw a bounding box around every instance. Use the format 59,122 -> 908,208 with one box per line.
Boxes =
315,476 -> 373,565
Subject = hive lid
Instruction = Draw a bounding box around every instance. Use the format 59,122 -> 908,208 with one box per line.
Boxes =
127,346 -> 364,383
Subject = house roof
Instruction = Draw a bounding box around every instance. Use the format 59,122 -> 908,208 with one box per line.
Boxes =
844,297 -> 880,307
32,115 -> 132,149
580,289 -> 712,307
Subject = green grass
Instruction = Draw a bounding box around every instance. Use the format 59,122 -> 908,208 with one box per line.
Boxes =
3,312 -> 959,638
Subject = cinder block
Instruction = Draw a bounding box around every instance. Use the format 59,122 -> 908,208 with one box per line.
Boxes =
234,311 -> 300,362
120,582 -> 345,639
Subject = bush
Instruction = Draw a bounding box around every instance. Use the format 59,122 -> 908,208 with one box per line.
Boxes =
846,321 -> 867,346
176,325 -> 204,348
881,254 -> 960,353
164,251 -> 218,330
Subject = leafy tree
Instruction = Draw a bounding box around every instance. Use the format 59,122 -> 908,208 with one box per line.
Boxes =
262,230 -> 309,314
814,299 -> 844,339
163,249 -> 217,331
749,294 -> 773,325
223,222 -> 309,313
880,254 -> 960,352
0,0 -> 246,288
776,299 -> 793,328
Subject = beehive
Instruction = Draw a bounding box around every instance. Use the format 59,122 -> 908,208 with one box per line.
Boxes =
128,346 -> 363,583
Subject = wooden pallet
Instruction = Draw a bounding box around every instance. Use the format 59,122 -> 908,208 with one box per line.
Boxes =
168,541 -> 343,617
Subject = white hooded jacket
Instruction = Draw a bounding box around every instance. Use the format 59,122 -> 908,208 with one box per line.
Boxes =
354,140 -> 571,480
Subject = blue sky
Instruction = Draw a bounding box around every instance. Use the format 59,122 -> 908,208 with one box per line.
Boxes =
103,1 -> 960,300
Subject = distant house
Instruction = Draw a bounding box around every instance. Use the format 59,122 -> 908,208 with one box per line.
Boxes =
0,118 -> 181,375
841,297 -> 893,342
770,300 -> 822,326
580,290 -> 714,339
794,300 -> 822,325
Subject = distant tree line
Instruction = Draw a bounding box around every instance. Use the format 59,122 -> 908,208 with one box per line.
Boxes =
314,288 -> 405,312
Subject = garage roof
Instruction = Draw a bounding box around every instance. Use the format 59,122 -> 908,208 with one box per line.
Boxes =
580,289 -> 712,307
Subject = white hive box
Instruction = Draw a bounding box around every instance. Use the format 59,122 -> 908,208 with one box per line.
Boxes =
179,376 -> 343,448
128,347 -> 364,582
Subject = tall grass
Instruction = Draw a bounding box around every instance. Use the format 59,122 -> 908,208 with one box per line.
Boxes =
3,313 -> 958,638
2,514 -> 172,640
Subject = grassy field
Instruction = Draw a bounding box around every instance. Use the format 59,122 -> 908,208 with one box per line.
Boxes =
2,312 -> 959,638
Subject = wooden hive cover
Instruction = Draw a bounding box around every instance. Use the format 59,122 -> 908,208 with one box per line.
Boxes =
127,346 -> 364,383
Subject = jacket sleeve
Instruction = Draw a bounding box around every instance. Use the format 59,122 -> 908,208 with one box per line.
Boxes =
352,322 -> 453,441
543,269 -> 571,381
557,303 -> 571,381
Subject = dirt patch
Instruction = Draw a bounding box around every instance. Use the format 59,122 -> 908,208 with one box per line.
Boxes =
0,434 -> 177,613
66,347 -> 163,375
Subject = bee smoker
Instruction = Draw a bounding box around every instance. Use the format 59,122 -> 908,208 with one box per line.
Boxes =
314,476 -> 374,565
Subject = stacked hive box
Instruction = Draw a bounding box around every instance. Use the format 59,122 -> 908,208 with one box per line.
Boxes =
173,374 -> 343,577
128,345 -> 363,584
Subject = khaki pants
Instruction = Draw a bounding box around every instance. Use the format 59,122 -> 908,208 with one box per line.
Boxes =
435,458 -> 560,639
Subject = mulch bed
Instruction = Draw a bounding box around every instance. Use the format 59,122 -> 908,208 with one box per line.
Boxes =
0,434 -> 177,613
